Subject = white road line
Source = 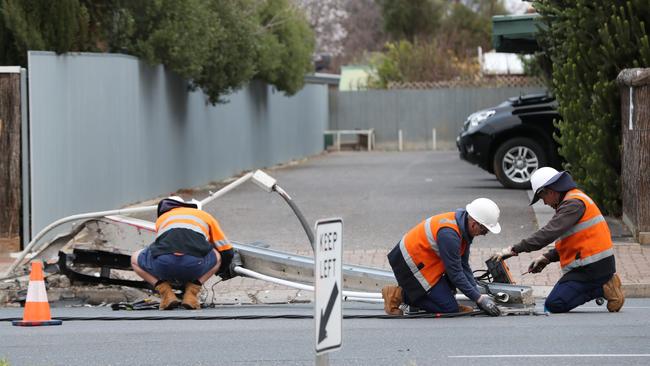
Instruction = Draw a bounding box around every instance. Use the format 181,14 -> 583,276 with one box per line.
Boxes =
449,354 -> 650,359
579,306 -> 650,309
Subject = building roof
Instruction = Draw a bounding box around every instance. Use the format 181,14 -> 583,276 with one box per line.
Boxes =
492,14 -> 543,54
304,72 -> 340,85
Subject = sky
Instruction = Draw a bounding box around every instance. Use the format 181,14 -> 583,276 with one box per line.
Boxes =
504,0 -> 533,15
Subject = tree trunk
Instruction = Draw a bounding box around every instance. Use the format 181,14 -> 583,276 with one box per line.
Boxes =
0,72 -> 22,249
618,68 -> 650,244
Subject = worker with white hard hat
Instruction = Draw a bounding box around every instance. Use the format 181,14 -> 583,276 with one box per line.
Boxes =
491,167 -> 624,313
382,198 -> 502,317
131,196 -> 237,310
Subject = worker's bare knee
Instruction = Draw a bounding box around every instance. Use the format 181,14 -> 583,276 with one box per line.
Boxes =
213,249 -> 222,269
131,250 -> 142,267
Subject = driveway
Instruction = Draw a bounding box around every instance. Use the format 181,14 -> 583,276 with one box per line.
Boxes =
203,151 -> 538,252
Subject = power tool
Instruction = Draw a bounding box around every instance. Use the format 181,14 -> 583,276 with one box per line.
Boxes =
484,257 -> 515,284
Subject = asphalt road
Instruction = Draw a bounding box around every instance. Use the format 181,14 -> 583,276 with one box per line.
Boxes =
2,150 -> 643,365
1,299 -> 649,365
202,151 -> 538,252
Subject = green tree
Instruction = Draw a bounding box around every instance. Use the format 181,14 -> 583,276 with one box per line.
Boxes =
469,0 -> 507,18
105,0 -> 260,103
376,0 -> 444,43
115,0 -> 221,84
0,3 -> 19,64
255,0 -> 314,95
438,2 -> 489,58
0,0 -> 315,104
369,0 -> 505,87
369,39 -> 479,88
534,0 -> 650,215
198,0 -> 260,102
1,0 -> 93,65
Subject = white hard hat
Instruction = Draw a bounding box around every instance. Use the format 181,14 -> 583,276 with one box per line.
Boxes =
169,196 -> 202,210
530,167 -> 560,194
167,195 -> 185,203
157,196 -> 200,216
188,199 -> 202,210
529,167 -> 564,205
466,198 -> 501,234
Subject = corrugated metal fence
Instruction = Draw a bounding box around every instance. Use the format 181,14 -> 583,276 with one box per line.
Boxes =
329,87 -> 545,150
27,51 -> 327,239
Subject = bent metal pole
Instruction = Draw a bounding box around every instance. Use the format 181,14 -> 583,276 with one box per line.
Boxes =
200,171 -> 254,208
3,205 -> 157,278
234,266 -> 472,302
234,266 -> 382,299
3,171 -> 256,279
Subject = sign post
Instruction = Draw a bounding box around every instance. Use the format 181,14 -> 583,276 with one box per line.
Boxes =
314,218 -> 342,364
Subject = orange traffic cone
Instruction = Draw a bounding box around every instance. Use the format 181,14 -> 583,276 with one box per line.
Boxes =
12,261 -> 62,326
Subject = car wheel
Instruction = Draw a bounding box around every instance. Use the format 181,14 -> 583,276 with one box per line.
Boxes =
493,137 -> 547,189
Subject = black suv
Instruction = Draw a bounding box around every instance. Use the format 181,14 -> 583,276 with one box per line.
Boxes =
456,93 -> 562,189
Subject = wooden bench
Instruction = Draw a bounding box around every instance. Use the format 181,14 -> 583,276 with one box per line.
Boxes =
324,129 -> 375,151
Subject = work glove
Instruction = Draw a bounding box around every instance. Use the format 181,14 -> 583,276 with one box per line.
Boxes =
476,295 -> 501,317
218,249 -> 242,280
489,246 -> 517,261
228,250 -> 243,277
527,255 -> 550,274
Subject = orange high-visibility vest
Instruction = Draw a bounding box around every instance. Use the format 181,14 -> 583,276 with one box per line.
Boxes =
555,189 -> 613,274
398,212 -> 467,292
156,207 -> 232,252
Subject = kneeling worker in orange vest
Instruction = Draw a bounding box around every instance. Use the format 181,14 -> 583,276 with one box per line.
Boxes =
382,198 -> 502,316
131,196 -> 235,310
491,167 -> 624,313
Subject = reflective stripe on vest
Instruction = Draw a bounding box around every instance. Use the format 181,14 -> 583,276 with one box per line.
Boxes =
561,248 -> 615,274
424,217 -> 440,256
399,212 -> 466,292
557,215 -> 606,241
214,239 -> 230,249
156,214 -> 210,240
398,236 -> 430,291
564,191 -> 594,205
555,189 -> 613,273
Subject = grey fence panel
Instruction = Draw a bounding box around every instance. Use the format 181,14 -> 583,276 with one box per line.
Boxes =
27,52 -> 327,238
330,87 -> 546,150
332,90 -> 401,145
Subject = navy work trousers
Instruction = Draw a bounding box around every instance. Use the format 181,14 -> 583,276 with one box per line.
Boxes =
406,275 -> 460,313
545,275 -> 611,313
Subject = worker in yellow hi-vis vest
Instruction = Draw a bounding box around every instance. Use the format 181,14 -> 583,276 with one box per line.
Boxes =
131,196 -> 235,310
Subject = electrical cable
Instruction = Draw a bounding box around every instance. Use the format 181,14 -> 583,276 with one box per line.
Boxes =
0,310 -> 487,322
209,278 -> 223,305
473,269 -> 492,282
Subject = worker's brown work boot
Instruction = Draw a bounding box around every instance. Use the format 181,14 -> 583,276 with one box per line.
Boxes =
603,273 -> 625,312
155,281 -> 180,310
457,303 -> 474,313
381,285 -> 403,316
181,282 -> 202,310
